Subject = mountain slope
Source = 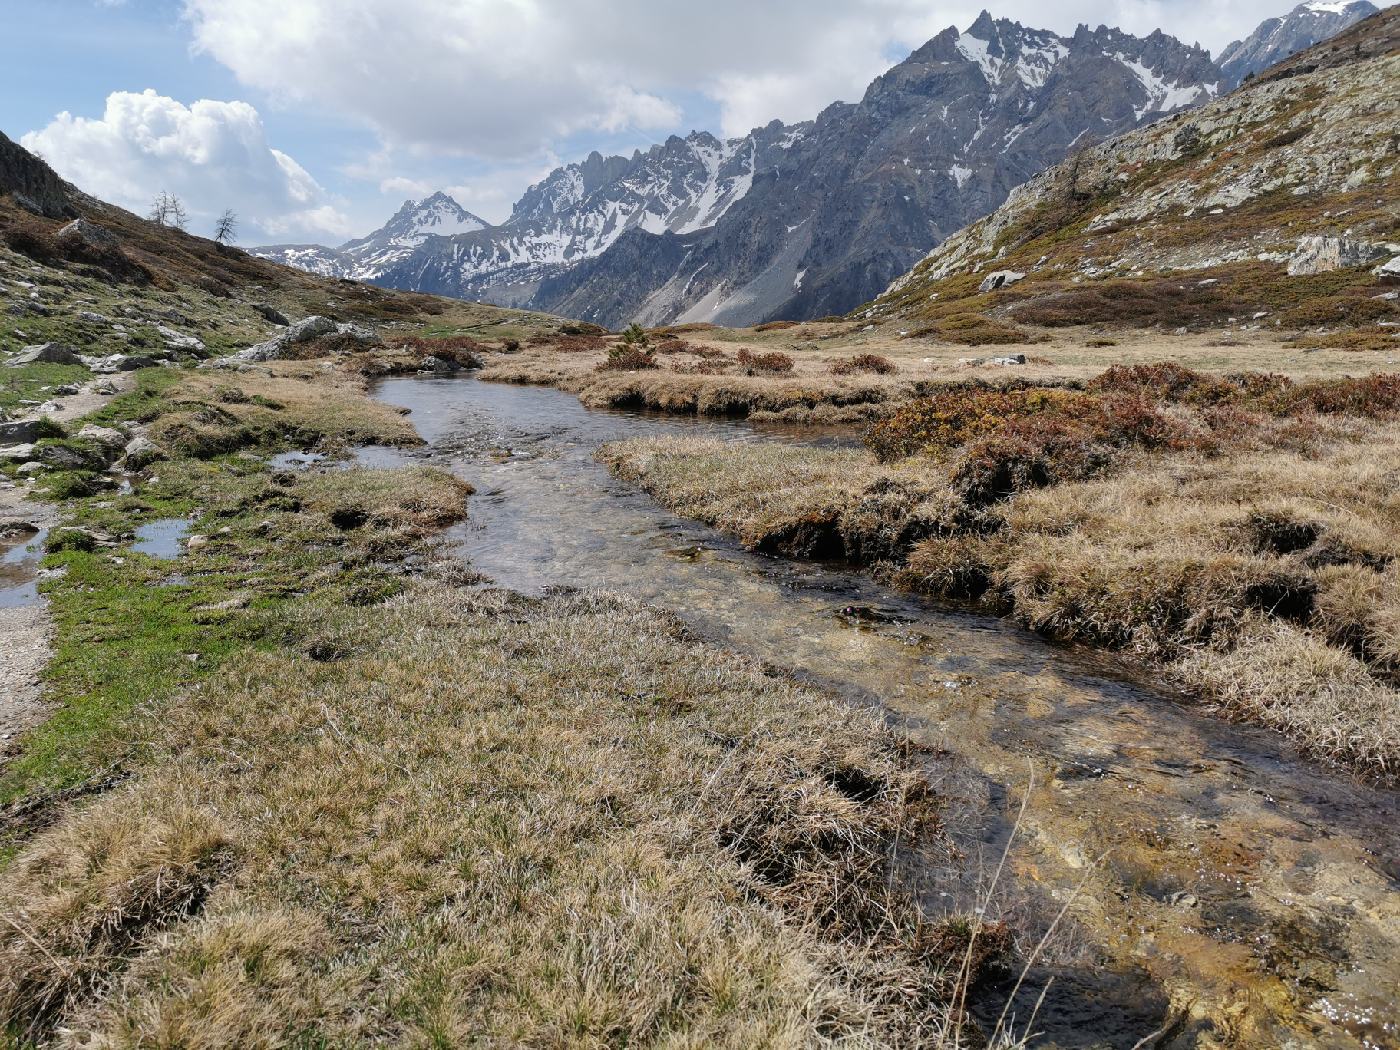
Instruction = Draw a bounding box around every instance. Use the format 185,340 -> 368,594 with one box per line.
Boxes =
867,6 -> 1400,344
255,192 -> 490,280
1218,0 -> 1379,87
269,11 -> 1222,328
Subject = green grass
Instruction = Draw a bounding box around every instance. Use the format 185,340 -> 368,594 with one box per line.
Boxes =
0,363 -> 90,414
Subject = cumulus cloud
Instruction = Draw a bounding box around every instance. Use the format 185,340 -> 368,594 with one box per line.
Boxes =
181,0 -> 1315,159
21,89 -> 350,241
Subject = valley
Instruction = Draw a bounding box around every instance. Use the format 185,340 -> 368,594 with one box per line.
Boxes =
1,2 -> 1398,1048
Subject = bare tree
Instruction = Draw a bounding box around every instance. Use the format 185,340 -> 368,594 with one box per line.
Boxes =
214,209 -> 239,245
148,191 -> 189,231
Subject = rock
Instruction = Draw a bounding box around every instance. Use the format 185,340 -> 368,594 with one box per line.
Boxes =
959,353 -> 1027,367
16,461 -> 44,476
1286,236 -> 1387,276
235,315 -> 379,362
93,379 -> 119,395
37,443 -> 105,471
53,384 -> 81,395
0,419 -> 62,444
77,310 -> 109,324
122,436 -> 166,470
1,443 -> 36,462
55,218 -> 119,251
77,424 -> 128,454
156,324 -> 206,354
1375,255 -> 1400,280
978,270 -> 1026,293
87,353 -> 159,374
253,303 -> 290,326
5,342 -> 84,367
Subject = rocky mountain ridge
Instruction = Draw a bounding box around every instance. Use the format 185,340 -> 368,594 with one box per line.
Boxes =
1218,0 -> 1379,87
257,10 -> 1225,327
255,191 -> 490,280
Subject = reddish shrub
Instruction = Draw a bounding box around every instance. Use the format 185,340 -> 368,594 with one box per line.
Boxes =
736,349 -> 794,375
830,354 -> 897,376
596,346 -> 657,371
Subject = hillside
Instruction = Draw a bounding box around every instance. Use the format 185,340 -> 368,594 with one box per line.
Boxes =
258,12 -> 1224,328
867,6 -> 1400,350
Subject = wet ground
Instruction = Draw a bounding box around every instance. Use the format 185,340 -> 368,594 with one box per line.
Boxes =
361,376 -> 1399,1049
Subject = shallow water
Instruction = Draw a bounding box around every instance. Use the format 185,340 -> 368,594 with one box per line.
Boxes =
0,527 -> 47,608
367,376 -> 1400,1049
131,517 -> 189,559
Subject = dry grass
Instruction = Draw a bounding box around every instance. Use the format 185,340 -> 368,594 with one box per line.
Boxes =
0,580 -> 971,1045
601,384 -> 1400,780
143,368 -> 420,457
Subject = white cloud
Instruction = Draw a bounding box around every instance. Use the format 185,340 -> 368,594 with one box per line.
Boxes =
181,0 -> 1316,163
21,89 -> 349,242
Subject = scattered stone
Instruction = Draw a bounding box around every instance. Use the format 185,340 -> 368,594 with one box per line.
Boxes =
1,443 -> 36,462
52,384 -> 80,395
87,353 -> 159,374
93,378 -> 119,395
77,310 -> 109,324
16,461 -> 44,476
37,443 -> 105,471
186,535 -> 209,551
1286,236 -> 1387,276
978,270 -> 1026,293
5,342 -> 84,367
1375,255 -> 1400,280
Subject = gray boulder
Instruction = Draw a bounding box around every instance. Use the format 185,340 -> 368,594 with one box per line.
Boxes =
979,270 -> 1026,293
38,443 -> 106,471
6,342 -> 84,367
253,303 -> 290,326
1,443 -> 36,462
1375,255 -> 1400,280
55,218 -> 119,251
77,424 -> 128,454
1287,236 -> 1387,276
156,324 -> 206,354
0,419 -> 62,444
235,315 -> 379,362
87,353 -> 159,374
123,436 -> 166,470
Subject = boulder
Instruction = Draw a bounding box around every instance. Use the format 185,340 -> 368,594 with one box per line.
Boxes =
37,443 -> 106,471
1375,255 -> 1400,280
235,316 -> 379,362
6,342 -> 84,367
77,310 -> 109,324
55,218 -> 119,251
0,419 -> 62,444
123,436 -> 166,470
1286,236 -> 1387,276
1,443 -> 36,462
87,353 -> 159,374
958,353 -> 1027,367
252,303 -> 290,326
77,424 -> 128,454
978,270 -> 1026,293
156,324 -> 206,354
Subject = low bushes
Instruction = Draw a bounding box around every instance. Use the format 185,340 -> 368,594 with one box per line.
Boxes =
736,349 -> 794,375
831,354 -> 897,376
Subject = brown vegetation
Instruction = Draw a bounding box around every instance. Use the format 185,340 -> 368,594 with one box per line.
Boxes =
831,353 -> 897,376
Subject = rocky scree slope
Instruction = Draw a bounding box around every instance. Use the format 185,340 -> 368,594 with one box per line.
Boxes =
868,6 -> 1400,343
1217,0 -> 1379,88
263,12 -> 1223,328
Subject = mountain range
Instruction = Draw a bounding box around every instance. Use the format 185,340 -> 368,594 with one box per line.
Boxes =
253,3 -> 1368,328
1217,0 -> 1379,87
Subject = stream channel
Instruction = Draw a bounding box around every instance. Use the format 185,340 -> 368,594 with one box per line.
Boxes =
356,374 -> 1398,1049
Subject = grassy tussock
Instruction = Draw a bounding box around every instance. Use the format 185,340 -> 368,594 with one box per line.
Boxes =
1,583 -> 960,1045
601,404 -> 1400,778
139,369 -> 419,458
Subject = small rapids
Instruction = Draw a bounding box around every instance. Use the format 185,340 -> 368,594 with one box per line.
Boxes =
366,375 -> 1399,1049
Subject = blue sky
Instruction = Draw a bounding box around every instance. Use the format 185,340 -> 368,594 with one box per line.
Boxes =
0,0 -> 1376,245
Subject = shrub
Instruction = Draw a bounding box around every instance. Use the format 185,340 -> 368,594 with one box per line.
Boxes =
654,338 -> 695,354
830,354 -> 896,376
755,320 -> 799,332
736,349 -> 795,375
598,326 -> 657,371
931,313 -> 1031,345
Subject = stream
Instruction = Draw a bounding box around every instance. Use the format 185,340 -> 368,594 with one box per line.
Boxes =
361,375 -> 1399,1049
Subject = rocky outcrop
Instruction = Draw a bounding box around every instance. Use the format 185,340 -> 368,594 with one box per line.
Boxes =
0,130 -> 74,219
5,343 -> 84,368
234,316 -> 379,362
1287,236 -> 1389,275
